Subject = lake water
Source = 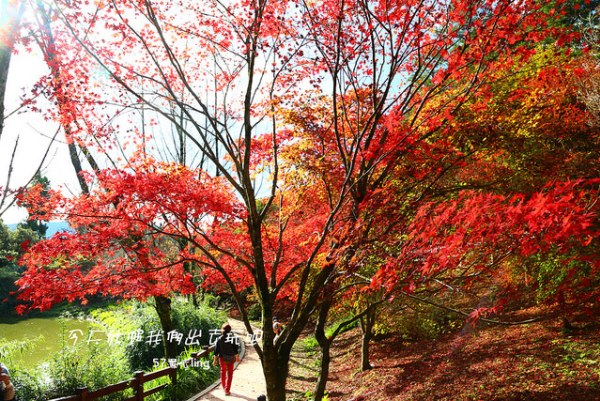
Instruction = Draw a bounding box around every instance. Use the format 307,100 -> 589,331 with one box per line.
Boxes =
0,317 -> 98,367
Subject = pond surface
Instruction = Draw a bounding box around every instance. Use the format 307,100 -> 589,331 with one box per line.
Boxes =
0,317 -> 97,367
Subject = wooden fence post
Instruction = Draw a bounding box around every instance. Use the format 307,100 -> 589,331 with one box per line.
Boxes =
76,387 -> 89,401
134,371 -> 145,401
170,366 -> 177,385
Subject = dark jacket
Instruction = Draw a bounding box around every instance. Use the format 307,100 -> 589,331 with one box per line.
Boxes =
214,334 -> 239,361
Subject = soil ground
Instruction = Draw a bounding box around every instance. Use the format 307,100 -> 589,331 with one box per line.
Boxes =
286,311 -> 600,401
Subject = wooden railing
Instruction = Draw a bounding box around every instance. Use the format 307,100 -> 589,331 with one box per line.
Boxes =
49,346 -> 214,401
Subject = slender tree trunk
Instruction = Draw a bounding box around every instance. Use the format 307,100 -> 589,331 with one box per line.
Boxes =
67,141 -> 90,194
257,288 -> 290,401
313,293 -> 334,401
360,304 -> 377,371
0,39 -> 10,140
360,329 -> 373,371
255,267 -> 336,401
314,342 -> 331,401
154,295 -> 178,359
0,0 -> 25,141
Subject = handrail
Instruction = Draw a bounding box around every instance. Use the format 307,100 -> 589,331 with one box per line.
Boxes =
48,346 -> 215,401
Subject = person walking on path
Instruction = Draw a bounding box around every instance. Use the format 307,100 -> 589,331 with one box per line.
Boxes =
213,323 -> 241,396
190,319 -> 266,400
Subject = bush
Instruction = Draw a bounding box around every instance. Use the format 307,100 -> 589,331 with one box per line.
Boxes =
44,325 -> 131,400
3,323 -> 130,401
395,302 -> 462,340
0,263 -> 23,317
246,303 -> 261,321
94,297 -> 225,371
145,348 -> 219,401
0,337 -> 49,401
11,369 -> 50,401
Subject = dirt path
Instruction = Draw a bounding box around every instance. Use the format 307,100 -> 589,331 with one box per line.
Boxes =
188,319 -> 266,401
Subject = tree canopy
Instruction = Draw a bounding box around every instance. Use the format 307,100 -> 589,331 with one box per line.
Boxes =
6,0 -> 599,400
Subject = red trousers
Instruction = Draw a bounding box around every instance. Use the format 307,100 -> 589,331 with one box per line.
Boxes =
219,357 -> 235,393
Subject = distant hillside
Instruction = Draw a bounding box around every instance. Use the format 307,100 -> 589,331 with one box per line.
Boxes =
7,221 -> 72,238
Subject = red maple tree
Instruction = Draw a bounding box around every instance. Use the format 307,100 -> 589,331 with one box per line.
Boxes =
12,1 -> 596,400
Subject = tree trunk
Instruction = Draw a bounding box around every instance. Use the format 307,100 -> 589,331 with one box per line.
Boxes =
154,295 -> 178,359
262,346 -> 290,401
360,331 -> 373,371
67,141 -> 90,194
0,0 -> 25,141
359,303 -> 377,371
313,293 -> 334,401
314,342 -> 331,401
0,37 -> 10,140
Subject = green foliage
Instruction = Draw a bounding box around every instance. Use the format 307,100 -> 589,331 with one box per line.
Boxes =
121,307 -> 165,371
0,219 -> 45,316
43,323 -> 131,400
395,302 -> 462,340
146,348 -> 219,401
0,221 -> 43,266
246,302 -> 261,321
518,247 -> 597,304
534,256 -> 571,302
326,318 -> 359,339
0,336 -> 42,366
0,264 -> 23,316
2,321 -> 130,401
88,304 -> 139,333
0,332 -> 48,400
552,338 -> 600,368
93,297 -> 225,371
11,369 -> 51,401
18,173 -> 50,239
173,296 -> 224,344
301,336 -> 319,356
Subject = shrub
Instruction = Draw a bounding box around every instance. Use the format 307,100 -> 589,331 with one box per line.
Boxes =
4,323 -> 130,401
0,337 -> 49,401
44,327 -> 131,401
246,302 -> 262,321
94,297 -> 225,371
396,303 -> 462,340
146,348 -> 219,401
11,369 -> 50,401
